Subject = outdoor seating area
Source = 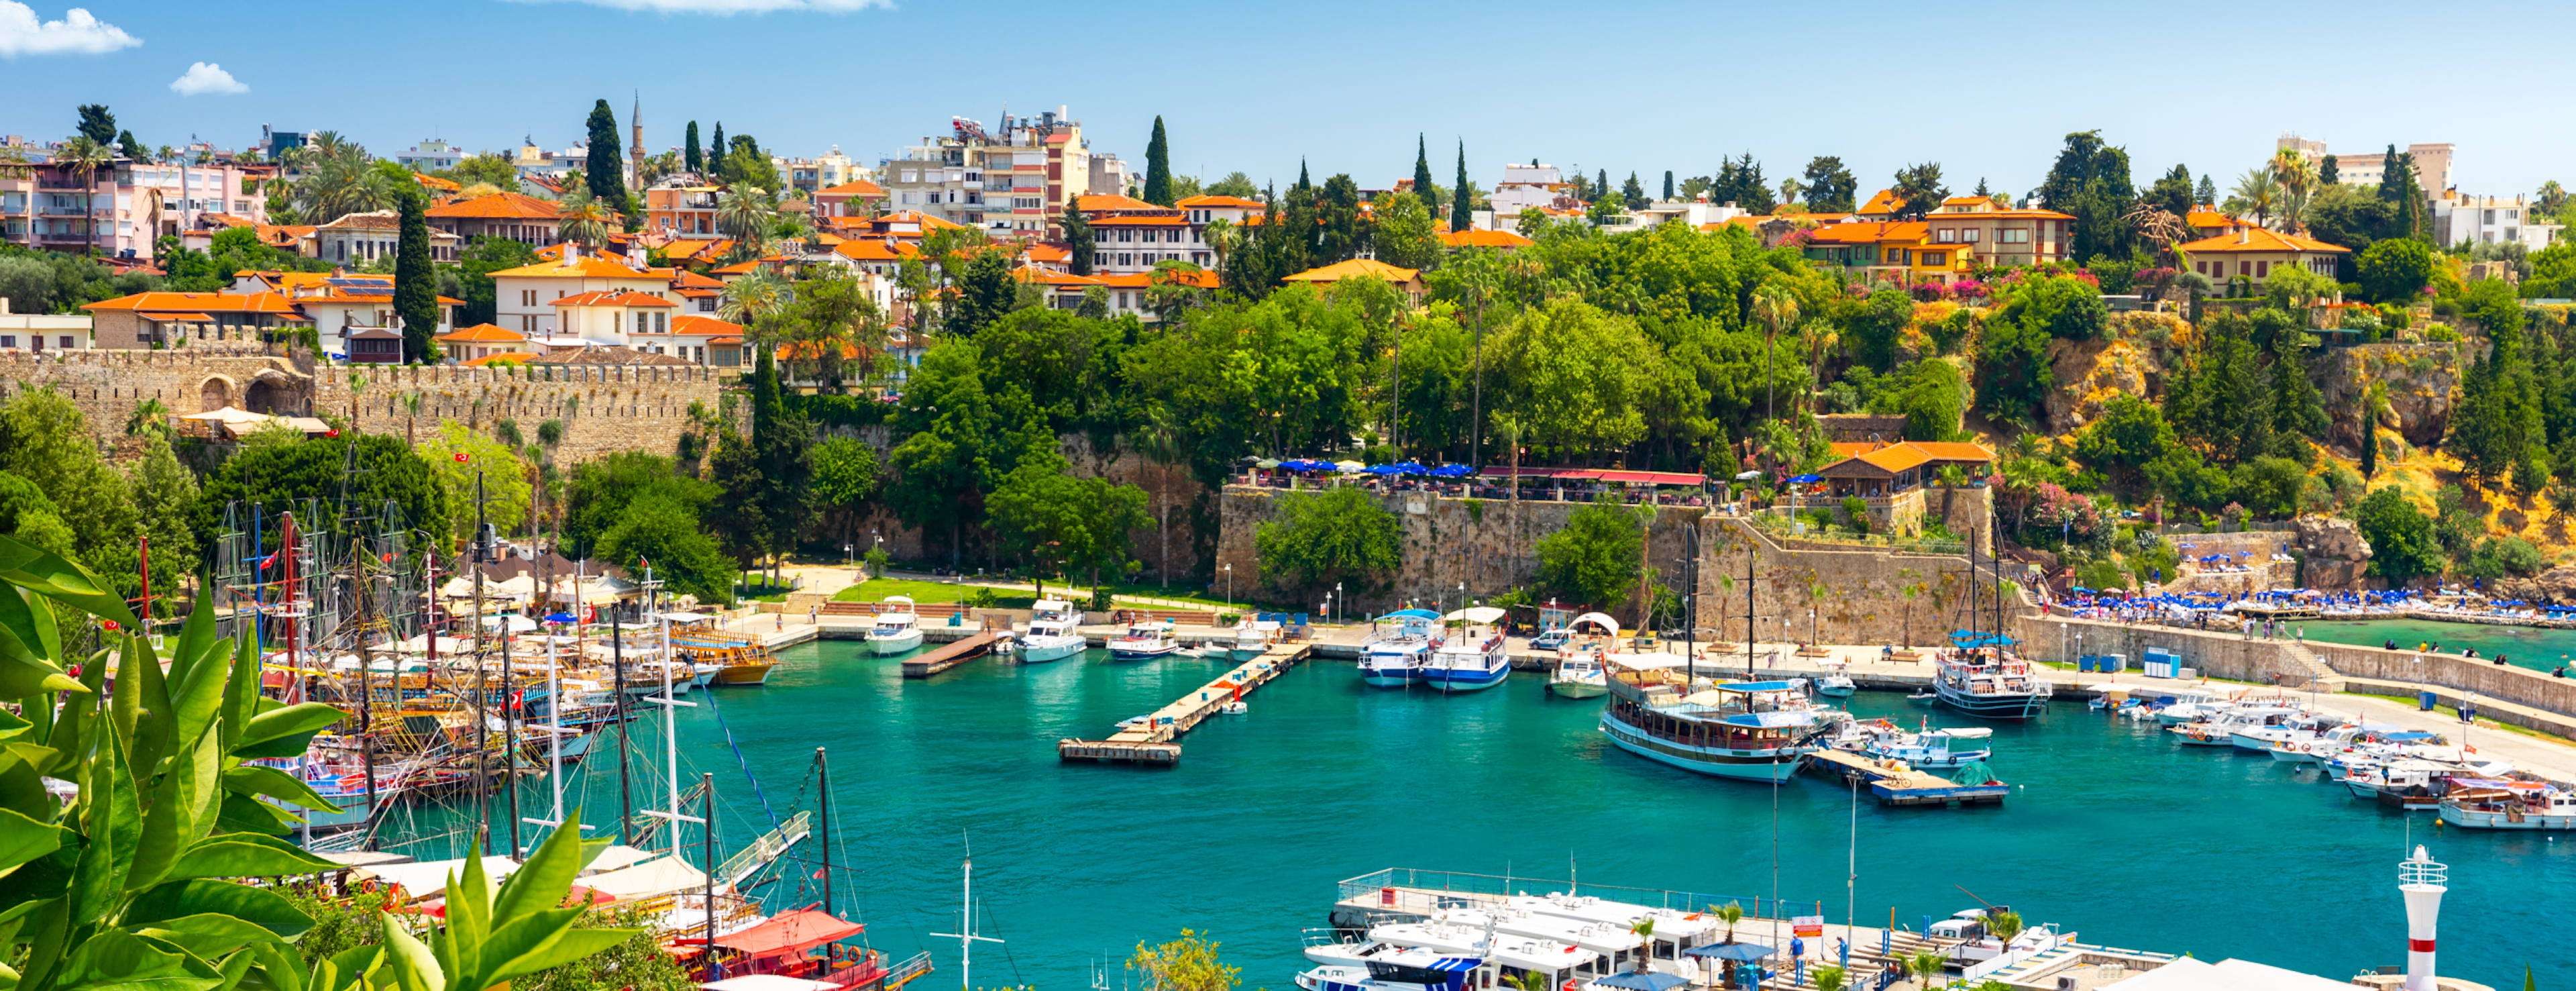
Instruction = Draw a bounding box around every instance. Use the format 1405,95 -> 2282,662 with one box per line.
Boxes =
1230,458 -> 1715,505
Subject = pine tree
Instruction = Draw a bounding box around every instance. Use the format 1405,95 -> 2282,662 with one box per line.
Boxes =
685,121 -> 702,174
1596,169 -> 1609,204
1451,141 -> 1472,233
1662,170 -> 1674,201
1143,116 -> 1173,206
393,188 -> 439,363
2195,174 -> 2217,206
74,105 -> 115,146
1412,135 -> 1438,217
1974,176 -> 1991,198
2268,335 -> 2328,456
1620,172 -> 1647,211
1297,160 -> 1311,193
584,99 -> 627,203
115,129 -> 140,159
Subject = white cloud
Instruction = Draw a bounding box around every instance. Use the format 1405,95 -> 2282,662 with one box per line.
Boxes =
168,60 -> 246,95
0,2 -> 140,56
511,0 -> 889,13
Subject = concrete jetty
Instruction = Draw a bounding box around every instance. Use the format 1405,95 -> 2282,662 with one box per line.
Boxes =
1058,642 -> 1313,765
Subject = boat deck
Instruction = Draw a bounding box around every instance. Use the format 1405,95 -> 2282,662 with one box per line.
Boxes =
1805,749 -> 2008,807
1057,643 -> 1312,765
899,630 -> 1004,678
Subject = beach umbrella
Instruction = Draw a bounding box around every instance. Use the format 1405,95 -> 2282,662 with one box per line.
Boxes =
1788,474 -> 1823,484
543,612 -> 579,625
1394,461 -> 1430,474
1334,460 -> 1365,472
1590,973 -> 1689,991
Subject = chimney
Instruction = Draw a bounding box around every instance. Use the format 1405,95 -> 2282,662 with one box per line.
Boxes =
2237,227 -> 2250,245
1,297 -> 9,315
2398,845 -> 2446,991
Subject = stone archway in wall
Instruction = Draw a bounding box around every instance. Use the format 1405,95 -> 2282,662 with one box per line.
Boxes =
198,375 -> 240,412
244,372 -> 291,415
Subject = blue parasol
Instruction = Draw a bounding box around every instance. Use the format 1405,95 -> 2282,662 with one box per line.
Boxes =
1788,474 -> 1823,484
1590,974 -> 1688,991
1684,943 -> 1775,963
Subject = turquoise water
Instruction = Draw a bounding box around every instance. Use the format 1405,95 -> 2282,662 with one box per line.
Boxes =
398,641 -> 2574,989
2303,617 -> 2576,675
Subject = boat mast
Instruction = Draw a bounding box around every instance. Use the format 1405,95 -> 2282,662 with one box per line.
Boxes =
1683,519 -> 1698,684
701,772 -> 717,979
521,614 -> 570,844
472,472 -> 489,849
1743,537 -> 1756,678
638,563 -> 700,861
817,747 -> 833,918
354,538 -> 379,845
930,851 -> 1004,991
504,588 -> 521,857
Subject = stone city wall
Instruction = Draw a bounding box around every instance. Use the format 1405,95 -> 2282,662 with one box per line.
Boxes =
2006,615 -> 2312,686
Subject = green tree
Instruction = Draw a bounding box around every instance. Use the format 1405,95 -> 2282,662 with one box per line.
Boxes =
453,235 -> 540,327
0,470 -> 76,558
1973,307 -> 2053,428
1371,190 -> 1442,271
2355,487 -> 2441,585
598,492 -> 736,603
417,421 -> 532,545
583,98 -> 627,204
563,451 -> 716,557
392,186 -> 439,362
76,103 -> 116,144
1143,115 -> 1173,207
684,119 -> 702,173
1621,172 -> 1649,211
2377,143 -> 2429,242
1131,930 -> 1239,991
1412,134 -> 1439,217
1063,199 -> 1095,276
1536,497 -> 1648,614
1662,170 -> 1675,201
1889,162 -> 1947,220
945,246 -> 1018,337
2036,132 -> 2141,262
1253,486 -> 1401,601
1452,140 -> 1474,233
810,435 -> 881,547
57,135 -> 113,256
1845,287 -> 1913,372
1803,156 -> 1858,213
1318,173 -> 1366,262
0,387 -> 136,592
127,435 -> 199,605
2356,238 -> 2434,303
2163,309 -> 2276,467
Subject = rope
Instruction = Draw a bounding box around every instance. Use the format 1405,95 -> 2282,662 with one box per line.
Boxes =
698,686 -> 782,831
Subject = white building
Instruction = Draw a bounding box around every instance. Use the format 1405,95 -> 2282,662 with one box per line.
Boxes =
775,146 -> 865,195
1485,163 -> 1582,229
2277,135 -> 2453,192
396,139 -> 465,172
0,299 -> 89,352
880,107 -> 1114,238
2432,192 -> 2560,249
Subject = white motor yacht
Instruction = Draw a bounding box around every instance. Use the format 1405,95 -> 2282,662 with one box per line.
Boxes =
867,596 -> 924,655
1108,618 -> 1180,661
1018,599 -> 1087,664
1230,617 -> 1281,660
1547,651 -> 1609,699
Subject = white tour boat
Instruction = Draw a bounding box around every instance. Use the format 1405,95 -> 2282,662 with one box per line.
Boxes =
867,596 -> 924,655
1420,607 -> 1510,693
1358,609 -> 1442,687
1018,599 -> 1087,664
1108,618 -> 1180,661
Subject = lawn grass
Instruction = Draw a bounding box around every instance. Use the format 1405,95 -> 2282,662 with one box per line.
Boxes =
830,578 -> 1036,609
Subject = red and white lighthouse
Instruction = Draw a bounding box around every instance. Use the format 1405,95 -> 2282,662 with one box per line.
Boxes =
2398,844 -> 2447,991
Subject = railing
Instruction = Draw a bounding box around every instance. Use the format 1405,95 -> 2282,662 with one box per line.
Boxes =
875,951 -> 934,988
715,809 -> 811,887
1336,868 -> 1793,919
1748,512 -> 1968,556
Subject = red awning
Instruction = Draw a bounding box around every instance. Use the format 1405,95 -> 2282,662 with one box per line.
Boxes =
711,910 -> 865,961
1593,470 -> 1705,486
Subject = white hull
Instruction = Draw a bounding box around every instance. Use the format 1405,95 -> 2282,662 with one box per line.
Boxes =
869,629 -> 924,655
1018,635 -> 1085,664
1546,678 -> 1607,698
2438,805 -> 2576,829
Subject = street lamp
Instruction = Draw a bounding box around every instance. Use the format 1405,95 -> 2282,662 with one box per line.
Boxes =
2059,621 -> 2068,666
1335,582 -> 1343,626
1224,563 -> 1233,610
1808,607 -> 1817,647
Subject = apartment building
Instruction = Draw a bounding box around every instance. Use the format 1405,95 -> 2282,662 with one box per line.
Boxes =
1921,197 -> 2078,268
879,108 -> 1124,238
397,139 -> 466,172
775,147 -> 864,196
486,247 -> 672,337
427,192 -> 566,248
0,156 -> 267,258
2432,193 -> 2561,249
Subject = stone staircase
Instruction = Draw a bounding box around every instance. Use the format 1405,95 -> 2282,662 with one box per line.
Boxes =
2280,640 -> 2341,687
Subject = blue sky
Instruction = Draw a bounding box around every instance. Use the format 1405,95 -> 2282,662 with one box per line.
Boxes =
3,0 -> 2569,202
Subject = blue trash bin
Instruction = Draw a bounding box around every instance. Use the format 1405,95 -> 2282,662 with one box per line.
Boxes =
2418,690 -> 2437,712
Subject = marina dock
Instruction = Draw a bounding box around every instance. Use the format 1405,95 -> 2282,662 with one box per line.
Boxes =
1805,749 -> 2009,807
1058,643 -> 1313,765
900,629 -> 1005,678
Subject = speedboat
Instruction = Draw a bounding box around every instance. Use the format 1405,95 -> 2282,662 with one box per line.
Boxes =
1420,607 -> 1509,693
1108,619 -> 1179,661
2229,711 -> 2341,753
1295,949 -> 1484,991
1370,911 -> 1615,984
1837,719 -> 1994,768
1018,599 -> 1087,664
867,596 -> 924,655
1815,674 -> 1857,698
1230,617 -> 1281,660
1547,651 -> 1608,699
1358,609 -> 1441,687
1599,654 -> 1847,782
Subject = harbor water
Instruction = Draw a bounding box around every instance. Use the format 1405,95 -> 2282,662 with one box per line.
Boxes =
2300,617 -> 2576,674
419,638 -> 2576,988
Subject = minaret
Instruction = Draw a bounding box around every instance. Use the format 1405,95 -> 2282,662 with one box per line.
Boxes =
629,91 -> 644,189
2398,845 -> 2446,991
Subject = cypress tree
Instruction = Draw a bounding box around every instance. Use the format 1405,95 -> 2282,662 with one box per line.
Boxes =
2319,154 -> 2339,185
710,121 -> 727,174
392,188 -> 439,364
584,99 -> 627,203
1063,201 -> 1094,276
115,129 -> 141,159
1413,135 -> 1438,216
1143,116 -> 1173,206
685,121 -> 702,174
1297,159 -> 1311,193
1451,141 -> 1472,233
2359,393 -> 2378,479
1597,169 -> 1609,203
1662,170 -> 1674,201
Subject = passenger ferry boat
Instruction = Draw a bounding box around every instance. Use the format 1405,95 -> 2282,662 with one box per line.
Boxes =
1931,641 -> 2051,720
867,596 -> 924,655
1420,607 -> 1509,692
1599,654 -> 1846,782
1108,618 -> 1180,661
1018,599 -> 1087,664
1358,609 -> 1441,687
1294,949 -> 1483,991
1356,912 -> 1605,988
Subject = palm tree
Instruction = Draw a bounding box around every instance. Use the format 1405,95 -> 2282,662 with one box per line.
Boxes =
1810,964 -> 1846,991
720,269 -> 795,366
2226,167 -> 2279,229
2269,149 -> 2318,234
1899,572 -> 1925,649
125,397 -> 174,442
1710,901 -> 1745,944
1984,910 -> 2023,945
557,190 -> 611,247
2539,180 -> 2569,217
402,391 -> 423,446
56,136 -> 111,257
1749,283 -> 1798,421
716,185 -> 775,256
1904,948 -> 1949,990
1202,217 -> 1236,271
1798,317 -> 1839,413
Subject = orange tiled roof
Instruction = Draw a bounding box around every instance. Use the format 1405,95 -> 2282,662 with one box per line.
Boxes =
1829,441 -> 1874,459
83,291 -> 298,315
1856,446 -> 1933,473
834,240 -> 918,262
1014,267 -> 1104,286
1804,221 -> 1929,246
2185,208 -> 2252,229
1074,193 -> 1165,213
2176,227 -> 2351,254
437,323 -> 528,343
1092,270 -> 1220,289
659,239 -> 734,261
464,352 -> 542,367
672,269 -> 725,289
1094,215 -> 1187,227
551,290 -> 676,308
415,174 -> 462,193
1022,243 -> 1070,262
427,192 -> 564,220
1438,229 -> 1532,249
1905,441 -> 1996,462
1281,258 -> 1418,284
488,256 -> 652,279
818,179 -> 886,198
671,315 -> 743,336
1175,195 -> 1265,209
1858,189 -> 1907,215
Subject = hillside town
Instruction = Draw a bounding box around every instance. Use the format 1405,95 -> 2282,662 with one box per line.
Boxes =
7,40 -> 2576,991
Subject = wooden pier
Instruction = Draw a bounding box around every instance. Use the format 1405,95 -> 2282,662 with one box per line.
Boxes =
1805,749 -> 2009,807
900,629 -> 1004,678
1057,643 -> 1312,765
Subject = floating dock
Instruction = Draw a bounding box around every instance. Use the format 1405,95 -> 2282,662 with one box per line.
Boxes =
900,629 -> 1004,678
1805,749 -> 2009,807
1057,643 -> 1311,765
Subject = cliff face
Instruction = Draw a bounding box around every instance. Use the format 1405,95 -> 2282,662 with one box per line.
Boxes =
2313,342 -> 2467,454
2045,335 -> 2163,433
